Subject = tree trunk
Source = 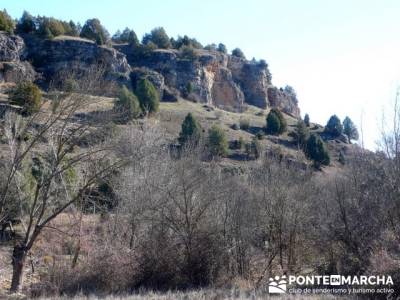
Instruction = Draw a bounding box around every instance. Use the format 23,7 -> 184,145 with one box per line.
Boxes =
10,244 -> 27,293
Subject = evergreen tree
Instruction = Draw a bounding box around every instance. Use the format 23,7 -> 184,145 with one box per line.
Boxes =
325,115 -> 343,137
0,9 -> 15,33
294,120 -> 309,149
304,113 -> 310,127
306,134 -> 330,166
66,20 -> 79,36
80,18 -> 110,45
217,43 -> 227,53
142,27 -> 171,49
10,81 -> 42,115
266,108 -> 287,135
115,85 -> 141,122
135,78 -> 160,114
266,111 -> 281,135
208,125 -> 228,157
113,27 -> 139,45
231,47 -> 246,59
178,113 -> 202,146
17,11 -> 36,34
343,116 -> 359,141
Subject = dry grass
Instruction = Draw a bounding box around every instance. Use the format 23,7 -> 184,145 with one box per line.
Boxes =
23,290 -> 347,300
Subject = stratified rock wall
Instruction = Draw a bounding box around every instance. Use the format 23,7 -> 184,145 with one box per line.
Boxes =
0,32 -> 36,82
0,31 -> 300,117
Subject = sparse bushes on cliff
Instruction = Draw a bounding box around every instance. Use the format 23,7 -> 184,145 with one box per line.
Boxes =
231,47 -> 245,59
112,27 -> 139,45
208,125 -> 228,157
15,12 -> 79,38
181,45 -> 198,60
9,81 -> 42,115
16,11 -> 36,34
80,18 -> 110,45
37,17 -> 66,38
115,85 -> 141,123
266,108 -> 287,135
135,78 -> 160,114
304,113 -> 310,127
173,35 -> 203,49
325,114 -> 343,137
343,116 -> 359,141
0,9 -> 15,34
178,113 -> 202,146
306,133 -> 330,166
217,43 -> 227,53
142,27 -> 171,49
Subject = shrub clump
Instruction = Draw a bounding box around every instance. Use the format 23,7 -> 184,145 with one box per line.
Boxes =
0,9 -> 15,33
135,78 -> 160,114
266,108 -> 286,135
80,18 -> 110,45
325,115 -> 343,137
208,125 -> 228,158
306,133 -> 330,167
114,85 -> 141,123
178,113 -> 202,146
9,81 -> 42,115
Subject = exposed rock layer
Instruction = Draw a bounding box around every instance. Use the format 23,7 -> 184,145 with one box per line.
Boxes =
0,32 -> 300,117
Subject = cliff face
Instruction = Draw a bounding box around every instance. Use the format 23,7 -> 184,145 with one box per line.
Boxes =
119,46 -> 299,116
0,32 -> 300,117
22,36 -> 131,86
0,32 -> 36,82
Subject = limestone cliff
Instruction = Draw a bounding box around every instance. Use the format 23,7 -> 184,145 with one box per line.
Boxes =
0,32 -> 36,82
0,31 -> 300,117
22,35 -> 131,86
119,45 -> 299,116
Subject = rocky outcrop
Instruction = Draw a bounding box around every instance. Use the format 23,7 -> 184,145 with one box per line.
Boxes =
23,36 -> 131,86
130,67 -> 165,97
1,31 -> 300,116
0,32 -> 25,61
228,56 -> 271,109
267,87 -> 300,117
0,61 -> 36,82
0,32 -> 36,82
120,47 -> 244,110
118,46 -> 299,115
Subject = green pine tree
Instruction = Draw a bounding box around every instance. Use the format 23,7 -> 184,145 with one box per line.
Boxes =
208,125 -> 228,157
135,78 -> 160,114
325,115 -> 343,137
304,113 -> 310,127
306,134 -> 330,167
115,85 -> 141,123
178,113 -> 202,145
343,116 -> 359,141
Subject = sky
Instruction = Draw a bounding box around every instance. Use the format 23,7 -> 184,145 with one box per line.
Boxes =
2,0 -> 400,149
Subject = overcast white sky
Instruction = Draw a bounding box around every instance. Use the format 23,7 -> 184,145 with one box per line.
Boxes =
4,0 -> 400,149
